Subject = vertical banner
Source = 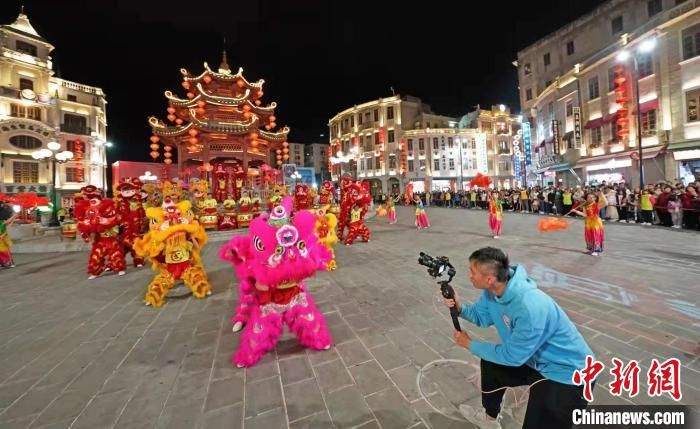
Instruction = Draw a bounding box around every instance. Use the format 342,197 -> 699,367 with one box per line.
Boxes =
552,120 -> 560,155
513,153 -> 522,180
476,133 -> 488,174
522,122 -> 532,165
573,107 -> 582,148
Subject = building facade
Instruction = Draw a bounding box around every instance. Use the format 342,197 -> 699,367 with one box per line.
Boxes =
517,0 -> 700,187
303,143 -> 330,183
0,11 -> 108,206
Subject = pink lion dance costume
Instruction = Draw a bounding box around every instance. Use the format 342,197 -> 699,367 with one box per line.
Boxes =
219,196 -> 333,367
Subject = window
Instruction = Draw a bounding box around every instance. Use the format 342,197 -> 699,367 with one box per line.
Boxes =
407,139 -> 413,151
524,63 -> 532,76
525,88 -> 532,101
418,139 -> 425,151
363,135 -> 371,151
543,52 -> 551,66
432,138 -> 439,150
10,104 -> 41,120
65,167 -> 82,183
388,130 -> 395,143
9,135 -> 42,149
448,137 -> 453,148
366,158 -> 373,171
566,100 -> 574,117
408,160 -> 414,172
608,67 -> 617,92
682,23 -> 700,60
19,78 -> 33,91
63,114 -> 88,134
387,106 -> 394,120
591,127 -> 603,146
449,159 -> 455,170
687,88 -> 700,122
67,94 -> 77,102
498,140 -> 510,154
375,156 -> 380,169
357,113 -> 362,125
566,41 -> 575,56
389,156 -> 396,169
648,0 -> 662,17
637,53 -> 653,78
588,76 -> 600,100
350,116 -> 354,127
641,109 -> 657,137
373,109 -> 379,122
15,40 -> 37,56
13,161 -> 38,183
499,160 -> 510,172
364,112 -> 371,123
434,159 -> 440,171
611,16 -> 624,35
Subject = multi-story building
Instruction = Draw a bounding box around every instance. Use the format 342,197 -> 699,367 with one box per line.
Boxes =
0,10 -> 108,206
303,143 -> 330,182
517,0 -> 700,187
286,142 -> 305,167
328,95 -> 458,196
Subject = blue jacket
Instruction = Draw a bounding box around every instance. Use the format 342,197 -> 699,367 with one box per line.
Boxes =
463,264 -> 593,385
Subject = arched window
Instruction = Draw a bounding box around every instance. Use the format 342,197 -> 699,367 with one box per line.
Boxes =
9,135 -> 43,149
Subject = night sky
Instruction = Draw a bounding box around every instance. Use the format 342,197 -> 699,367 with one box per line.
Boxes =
3,0 -> 606,164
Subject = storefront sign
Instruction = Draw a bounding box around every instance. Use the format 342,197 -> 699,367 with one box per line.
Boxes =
512,129 -> 525,162
521,122 -> 532,165
573,107 -> 582,148
552,120 -> 560,155
476,133 -> 488,174
673,149 -> 700,161
536,154 -> 559,170
586,158 -> 632,172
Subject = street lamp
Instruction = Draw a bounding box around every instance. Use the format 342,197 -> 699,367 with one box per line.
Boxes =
32,142 -> 74,227
616,37 -> 656,189
291,171 -> 302,186
94,139 -> 115,195
457,137 -> 464,191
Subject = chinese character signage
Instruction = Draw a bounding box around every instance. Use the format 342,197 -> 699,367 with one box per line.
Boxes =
513,153 -> 522,179
552,120 -> 560,155
476,133 -> 488,174
573,107 -> 582,148
521,122 -> 532,165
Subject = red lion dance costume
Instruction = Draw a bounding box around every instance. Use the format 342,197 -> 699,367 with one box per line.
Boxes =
75,194 -> 127,279
293,183 -> 311,212
344,182 -> 372,245
219,196 -> 332,367
115,177 -> 145,267
336,176 -> 354,240
318,180 -> 335,205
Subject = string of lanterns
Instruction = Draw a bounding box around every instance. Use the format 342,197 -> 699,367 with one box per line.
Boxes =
613,65 -> 630,142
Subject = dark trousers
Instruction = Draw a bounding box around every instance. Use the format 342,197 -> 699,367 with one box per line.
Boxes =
641,210 -> 653,223
684,210 -> 698,230
618,206 -> 628,221
480,360 -> 589,429
563,204 -> 572,216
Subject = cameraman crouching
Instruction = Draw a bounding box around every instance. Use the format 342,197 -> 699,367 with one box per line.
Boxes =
446,247 -> 593,429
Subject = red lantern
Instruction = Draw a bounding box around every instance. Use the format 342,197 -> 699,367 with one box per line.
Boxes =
203,75 -> 212,84
250,140 -> 259,147
283,148 -> 289,153
255,100 -> 261,106
265,125 -> 271,130
150,151 -> 160,159
258,91 -> 264,97
250,132 -> 259,140
189,137 -> 198,145
283,154 -> 289,160
269,122 -> 276,129
276,149 -> 282,154
196,108 -> 206,115
243,105 -> 251,112
613,66 -> 625,74
164,158 -> 173,165
186,92 -> 194,99
277,161 -> 283,166
616,97 -> 629,104
244,112 -> 252,119
282,141 -> 289,147
164,145 -> 172,152
251,147 -> 259,153
196,100 -> 206,108
166,107 -> 176,114
150,143 -> 159,151
175,118 -> 183,125
167,114 -> 176,122
150,135 -> 160,143
269,115 -> 276,123
188,129 -> 198,137
182,81 -> 190,89
237,80 -> 245,88
164,152 -> 172,158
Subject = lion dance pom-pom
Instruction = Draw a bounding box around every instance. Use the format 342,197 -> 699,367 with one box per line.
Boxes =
220,196 -> 333,368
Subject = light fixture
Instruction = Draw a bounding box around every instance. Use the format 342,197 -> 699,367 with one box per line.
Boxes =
31,151 -> 41,159
639,38 -> 656,53
499,104 -> 506,112
616,50 -> 630,62
105,141 -> 113,148
336,151 -> 343,158
47,141 -> 61,151
39,148 -> 52,158
93,140 -> 103,146
63,151 -> 74,159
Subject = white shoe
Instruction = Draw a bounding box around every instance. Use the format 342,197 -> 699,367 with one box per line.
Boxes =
118,271 -> 126,276
232,321 -> 244,333
88,275 -> 97,280
493,235 -> 499,239
459,405 -> 502,429
591,252 -> 600,256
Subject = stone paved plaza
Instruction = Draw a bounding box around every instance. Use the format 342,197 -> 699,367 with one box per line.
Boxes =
1,206 -> 699,428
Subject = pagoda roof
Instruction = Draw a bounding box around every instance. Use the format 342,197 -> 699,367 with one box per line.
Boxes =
148,115 -> 289,140
164,90 -> 278,113
180,63 -> 264,89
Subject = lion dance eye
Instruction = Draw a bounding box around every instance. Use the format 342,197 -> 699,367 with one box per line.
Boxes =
275,245 -> 285,256
254,236 -> 264,252
297,241 -> 306,251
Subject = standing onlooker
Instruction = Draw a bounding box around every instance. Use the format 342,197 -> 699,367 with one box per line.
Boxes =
640,189 -> 655,225
668,194 -> 683,229
605,187 -> 619,221
562,188 -> 573,216
554,187 -> 563,215
617,188 -> 628,223
445,190 -> 452,208
655,186 -> 673,226
520,187 -> 529,212
681,186 -> 697,230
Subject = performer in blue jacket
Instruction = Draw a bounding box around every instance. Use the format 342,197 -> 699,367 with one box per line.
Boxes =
446,247 -> 594,429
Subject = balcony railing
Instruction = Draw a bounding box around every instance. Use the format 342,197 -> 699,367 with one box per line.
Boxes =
60,124 -> 92,135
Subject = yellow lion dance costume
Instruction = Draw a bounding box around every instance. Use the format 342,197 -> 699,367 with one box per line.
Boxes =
310,205 -> 339,271
134,199 -> 212,307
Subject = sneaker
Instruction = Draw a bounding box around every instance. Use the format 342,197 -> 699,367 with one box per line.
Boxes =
88,275 -> 97,280
459,405 -> 502,429
591,252 -> 600,256
493,235 -> 499,239
118,271 -> 126,276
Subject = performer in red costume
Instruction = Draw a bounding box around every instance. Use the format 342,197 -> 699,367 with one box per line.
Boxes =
344,182 -> 372,245
318,181 -> 335,205
336,176 -> 354,240
293,183 -> 312,211
115,177 -> 145,267
213,163 -> 229,203
75,196 -> 127,279
230,163 -> 246,201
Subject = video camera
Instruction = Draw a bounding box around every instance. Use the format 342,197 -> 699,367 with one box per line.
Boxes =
418,252 -> 461,331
